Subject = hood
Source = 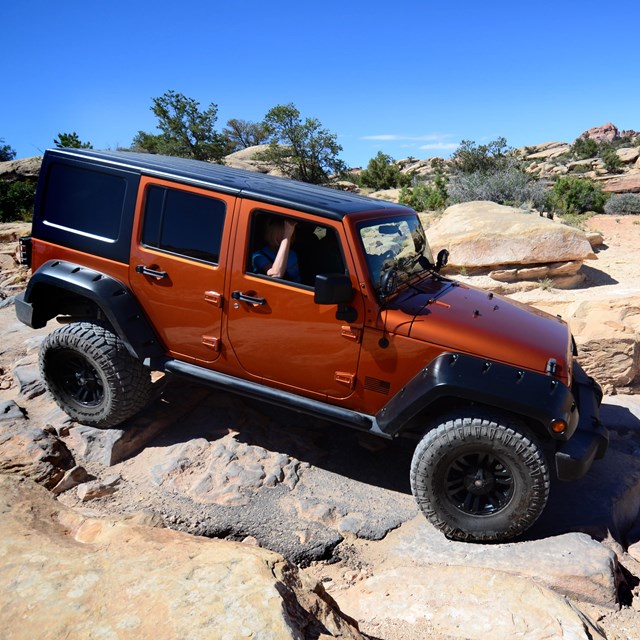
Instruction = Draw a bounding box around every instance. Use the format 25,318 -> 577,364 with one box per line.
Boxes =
385,277 -> 571,381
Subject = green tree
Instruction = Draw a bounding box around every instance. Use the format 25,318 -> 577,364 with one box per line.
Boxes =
548,176 -> 608,215
0,180 -> 36,222
132,90 -> 226,162
54,132 -> 93,148
450,137 -> 512,174
222,118 -> 269,152
259,103 -> 346,184
0,138 -> 17,162
359,151 -> 411,190
571,136 -> 598,159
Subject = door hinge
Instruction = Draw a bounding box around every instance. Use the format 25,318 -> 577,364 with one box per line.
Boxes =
341,326 -> 362,342
202,336 -> 221,351
335,371 -> 355,388
204,291 -> 223,307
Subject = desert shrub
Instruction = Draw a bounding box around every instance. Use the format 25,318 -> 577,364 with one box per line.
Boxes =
359,151 -> 411,190
547,176 -> 608,215
600,145 -> 623,173
570,163 -> 591,174
399,180 -> 447,211
0,180 -> 36,222
603,193 -> 640,215
448,163 -> 546,210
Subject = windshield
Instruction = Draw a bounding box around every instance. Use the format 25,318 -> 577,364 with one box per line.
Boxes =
358,215 -> 435,295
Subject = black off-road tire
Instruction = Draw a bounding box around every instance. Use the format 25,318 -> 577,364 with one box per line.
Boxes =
410,414 -> 550,542
39,322 -> 153,428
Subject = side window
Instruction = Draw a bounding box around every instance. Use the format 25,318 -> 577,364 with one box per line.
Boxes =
142,185 -> 226,264
249,211 -> 346,287
43,163 -> 126,241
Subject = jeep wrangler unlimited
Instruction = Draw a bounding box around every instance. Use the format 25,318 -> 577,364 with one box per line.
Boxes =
16,148 -> 608,542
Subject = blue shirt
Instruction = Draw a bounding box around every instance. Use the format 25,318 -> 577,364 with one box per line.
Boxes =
251,245 -> 301,283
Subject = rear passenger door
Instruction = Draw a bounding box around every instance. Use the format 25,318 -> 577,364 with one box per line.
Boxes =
129,177 -> 234,365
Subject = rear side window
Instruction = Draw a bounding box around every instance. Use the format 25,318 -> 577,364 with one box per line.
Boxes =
43,164 -> 126,240
142,185 -> 226,264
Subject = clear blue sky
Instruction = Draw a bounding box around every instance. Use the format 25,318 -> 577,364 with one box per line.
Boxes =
3,0 -> 639,168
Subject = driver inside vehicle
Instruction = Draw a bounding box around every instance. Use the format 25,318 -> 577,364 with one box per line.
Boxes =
251,216 -> 301,283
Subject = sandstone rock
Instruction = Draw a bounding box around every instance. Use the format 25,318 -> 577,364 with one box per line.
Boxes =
525,142 -> 572,160
0,156 -> 42,180
490,261 -> 583,284
524,297 -> 640,390
368,188 -> 402,203
376,517 -> 619,611
0,222 -> 31,243
0,418 -> 74,489
51,465 -> 93,495
0,475 -> 362,640
12,362 -> 46,399
429,201 -> 595,269
76,473 -> 122,501
64,381 -> 210,466
617,147 -> 640,164
223,144 -> 278,174
567,299 -> 640,388
141,433 -> 303,506
335,565 -> 605,640
586,230 -> 605,248
603,173 -> 640,193
581,123 -> 619,143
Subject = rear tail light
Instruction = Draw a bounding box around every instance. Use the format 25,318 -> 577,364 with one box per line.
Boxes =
18,236 -> 32,267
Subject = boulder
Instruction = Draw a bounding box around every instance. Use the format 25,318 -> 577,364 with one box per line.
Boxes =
428,201 -> 595,270
617,147 -> 640,164
0,222 -> 31,243
0,404 -> 75,489
564,298 -> 640,389
0,156 -> 42,180
0,474 -> 363,640
524,297 -> 640,390
524,142 -> 572,160
223,144 -> 283,175
335,566 -> 605,640
602,172 -> 640,193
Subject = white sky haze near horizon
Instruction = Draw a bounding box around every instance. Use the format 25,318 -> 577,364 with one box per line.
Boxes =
2,0 -> 639,168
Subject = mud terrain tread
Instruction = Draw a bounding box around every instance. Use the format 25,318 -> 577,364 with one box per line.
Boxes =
410,415 -> 550,542
39,322 -> 152,428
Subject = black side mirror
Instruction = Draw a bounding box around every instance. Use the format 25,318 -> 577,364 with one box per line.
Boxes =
314,274 -> 357,323
435,249 -> 449,272
314,274 -> 354,305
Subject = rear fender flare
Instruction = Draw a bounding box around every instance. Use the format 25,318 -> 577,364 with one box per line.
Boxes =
17,260 -> 164,361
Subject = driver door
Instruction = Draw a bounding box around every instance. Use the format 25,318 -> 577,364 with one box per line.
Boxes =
225,201 -> 364,399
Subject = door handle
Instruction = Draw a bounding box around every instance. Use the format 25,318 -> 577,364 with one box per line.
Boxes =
136,265 -> 168,279
231,290 -> 266,306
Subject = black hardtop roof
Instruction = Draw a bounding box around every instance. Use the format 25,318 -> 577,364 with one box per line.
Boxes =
47,148 -> 415,220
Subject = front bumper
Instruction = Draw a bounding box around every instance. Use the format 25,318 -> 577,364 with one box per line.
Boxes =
555,363 -> 608,481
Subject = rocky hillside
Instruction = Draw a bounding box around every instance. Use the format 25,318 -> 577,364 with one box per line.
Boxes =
392,123 -> 640,194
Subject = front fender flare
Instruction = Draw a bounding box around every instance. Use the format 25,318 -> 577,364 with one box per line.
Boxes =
376,352 -> 578,440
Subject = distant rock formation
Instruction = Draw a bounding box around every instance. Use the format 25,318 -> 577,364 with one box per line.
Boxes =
580,122 -> 640,143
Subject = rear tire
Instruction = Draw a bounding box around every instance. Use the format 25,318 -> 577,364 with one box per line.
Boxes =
39,322 -> 153,428
410,414 -> 550,542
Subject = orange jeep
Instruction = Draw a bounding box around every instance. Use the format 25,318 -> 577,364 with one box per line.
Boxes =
16,148 -> 608,542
